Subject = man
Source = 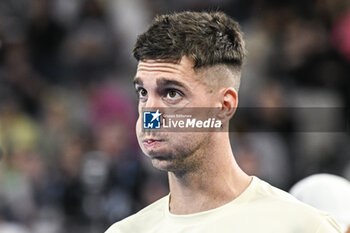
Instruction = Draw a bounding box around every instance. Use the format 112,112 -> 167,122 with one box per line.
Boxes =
106,11 -> 342,233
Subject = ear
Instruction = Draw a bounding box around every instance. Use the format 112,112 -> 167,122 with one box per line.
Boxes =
217,87 -> 238,120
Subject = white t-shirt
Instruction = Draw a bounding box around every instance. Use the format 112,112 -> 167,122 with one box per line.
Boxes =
105,176 -> 342,233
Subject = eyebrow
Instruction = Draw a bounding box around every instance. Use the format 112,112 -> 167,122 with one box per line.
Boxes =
133,77 -> 143,86
156,78 -> 188,91
133,77 -> 189,91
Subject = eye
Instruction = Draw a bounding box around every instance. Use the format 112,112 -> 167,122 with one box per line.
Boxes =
166,89 -> 182,100
140,88 -> 147,97
136,88 -> 148,100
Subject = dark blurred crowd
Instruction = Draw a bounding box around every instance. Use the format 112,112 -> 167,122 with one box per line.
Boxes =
0,0 -> 349,232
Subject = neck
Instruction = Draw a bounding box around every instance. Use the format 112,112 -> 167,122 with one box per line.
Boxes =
168,134 -> 251,215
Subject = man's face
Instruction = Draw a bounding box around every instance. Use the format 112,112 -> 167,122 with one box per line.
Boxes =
134,56 -> 219,172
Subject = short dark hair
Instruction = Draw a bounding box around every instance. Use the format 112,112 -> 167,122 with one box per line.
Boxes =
132,11 -> 246,70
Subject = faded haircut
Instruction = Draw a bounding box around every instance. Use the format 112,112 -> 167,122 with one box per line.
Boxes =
132,11 -> 246,91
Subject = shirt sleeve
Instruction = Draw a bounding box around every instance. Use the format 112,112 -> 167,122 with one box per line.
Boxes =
105,223 -> 120,233
315,215 -> 343,233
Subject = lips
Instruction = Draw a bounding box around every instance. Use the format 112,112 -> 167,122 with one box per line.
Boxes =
143,139 -> 164,147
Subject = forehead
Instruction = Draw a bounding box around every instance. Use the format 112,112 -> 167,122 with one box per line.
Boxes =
135,57 -> 199,84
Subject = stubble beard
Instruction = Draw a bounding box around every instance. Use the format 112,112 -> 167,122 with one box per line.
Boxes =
149,133 -> 211,177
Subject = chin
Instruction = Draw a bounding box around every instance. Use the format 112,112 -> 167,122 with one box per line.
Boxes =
151,158 -> 172,171
141,143 -> 171,159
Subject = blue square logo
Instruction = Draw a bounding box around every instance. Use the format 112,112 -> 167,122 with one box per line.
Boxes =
143,110 -> 161,129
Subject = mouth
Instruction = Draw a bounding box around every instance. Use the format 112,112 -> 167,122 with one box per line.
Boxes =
142,138 -> 164,147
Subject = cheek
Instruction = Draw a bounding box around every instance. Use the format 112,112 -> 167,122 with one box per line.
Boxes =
168,133 -> 200,149
135,115 -> 142,137
136,104 -> 144,134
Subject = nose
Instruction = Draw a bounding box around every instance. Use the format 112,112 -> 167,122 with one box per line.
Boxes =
145,94 -> 163,109
143,95 -> 166,128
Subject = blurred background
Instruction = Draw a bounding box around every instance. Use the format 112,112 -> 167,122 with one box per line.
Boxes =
0,0 -> 349,232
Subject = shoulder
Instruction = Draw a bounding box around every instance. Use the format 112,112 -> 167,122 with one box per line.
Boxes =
250,177 -> 342,232
105,195 -> 168,233
252,176 -> 324,214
